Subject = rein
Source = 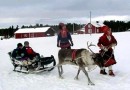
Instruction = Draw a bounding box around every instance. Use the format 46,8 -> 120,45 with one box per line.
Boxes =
101,49 -> 113,58
88,65 -> 97,72
103,53 -> 113,65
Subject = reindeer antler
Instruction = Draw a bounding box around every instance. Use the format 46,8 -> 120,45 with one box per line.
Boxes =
87,41 -> 96,54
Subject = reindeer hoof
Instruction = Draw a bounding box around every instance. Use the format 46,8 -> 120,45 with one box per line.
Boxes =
59,76 -> 64,79
74,77 -> 79,80
61,71 -> 64,74
88,82 -> 95,85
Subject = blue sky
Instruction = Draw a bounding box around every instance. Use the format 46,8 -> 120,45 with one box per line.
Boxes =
0,0 -> 130,28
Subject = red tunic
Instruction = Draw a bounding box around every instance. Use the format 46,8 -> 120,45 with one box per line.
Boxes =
97,33 -> 117,67
97,33 -> 117,51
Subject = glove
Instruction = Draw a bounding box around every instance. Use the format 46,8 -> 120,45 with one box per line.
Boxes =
57,43 -> 60,47
71,41 -> 73,46
99,45 -> 108,51
103,47 -> 108,51
112,43 -> 117,47
71,42 -> 73,46
99,44 -> 104,49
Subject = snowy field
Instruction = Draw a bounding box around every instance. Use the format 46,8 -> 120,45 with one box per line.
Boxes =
0,32 -> 130,90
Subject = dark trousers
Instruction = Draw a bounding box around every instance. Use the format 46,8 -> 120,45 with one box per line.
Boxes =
28,53 -> 40,60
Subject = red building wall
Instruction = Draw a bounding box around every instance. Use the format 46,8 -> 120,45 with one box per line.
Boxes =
15,33 -> 29,39
85,24 -> 96,34
85,23 -> 102,34
15,32 -> 46,39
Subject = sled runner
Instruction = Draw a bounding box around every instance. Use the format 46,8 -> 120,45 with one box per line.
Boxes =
8,51 -> 56,74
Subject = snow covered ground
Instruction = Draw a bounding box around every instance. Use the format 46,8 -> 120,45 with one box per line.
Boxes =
0,32 -> 130,90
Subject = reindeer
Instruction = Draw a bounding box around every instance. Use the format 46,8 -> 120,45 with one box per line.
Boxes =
57,42 -> 104,85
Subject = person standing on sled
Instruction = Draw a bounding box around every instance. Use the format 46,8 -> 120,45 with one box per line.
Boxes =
57,22 -> 73,49
97,26 -> 117,76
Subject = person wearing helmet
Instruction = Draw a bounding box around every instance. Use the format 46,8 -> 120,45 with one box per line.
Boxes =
57,22 -> 73,49
12,43 -> 26,60
97,25 -> 117,76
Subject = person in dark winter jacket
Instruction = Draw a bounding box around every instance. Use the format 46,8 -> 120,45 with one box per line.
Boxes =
22,41 -> 40,60
57,22 -> 73,49
97,25 -> 117,76
12,43 -> 27,60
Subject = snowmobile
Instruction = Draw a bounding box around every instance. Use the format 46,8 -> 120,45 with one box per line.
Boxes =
8,51 -> 56,74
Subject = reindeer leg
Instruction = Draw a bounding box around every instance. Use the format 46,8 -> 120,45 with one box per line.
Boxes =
58,65 -> 63,79
61,66 -> 63,74
81,67 -> 95,85
75,68 -> 81,80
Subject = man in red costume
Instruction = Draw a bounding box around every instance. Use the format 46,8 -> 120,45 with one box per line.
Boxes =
97,26 -> 117,76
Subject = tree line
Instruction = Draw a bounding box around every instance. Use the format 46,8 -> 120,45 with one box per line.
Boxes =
0,20 -> 130,39
0,23 -> 82,39
104,20 -> 130,32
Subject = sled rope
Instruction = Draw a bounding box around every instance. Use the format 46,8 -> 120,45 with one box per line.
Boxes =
104,54 -> 113,65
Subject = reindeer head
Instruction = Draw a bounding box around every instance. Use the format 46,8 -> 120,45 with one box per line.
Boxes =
87,41 -> 104,68
92,53 -> 104,68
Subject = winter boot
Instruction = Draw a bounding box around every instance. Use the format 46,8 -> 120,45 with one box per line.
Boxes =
100,69 -> 107,75
109,70 -> 115,76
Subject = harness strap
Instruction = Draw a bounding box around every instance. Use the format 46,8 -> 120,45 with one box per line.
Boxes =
72,49 -> 78,61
